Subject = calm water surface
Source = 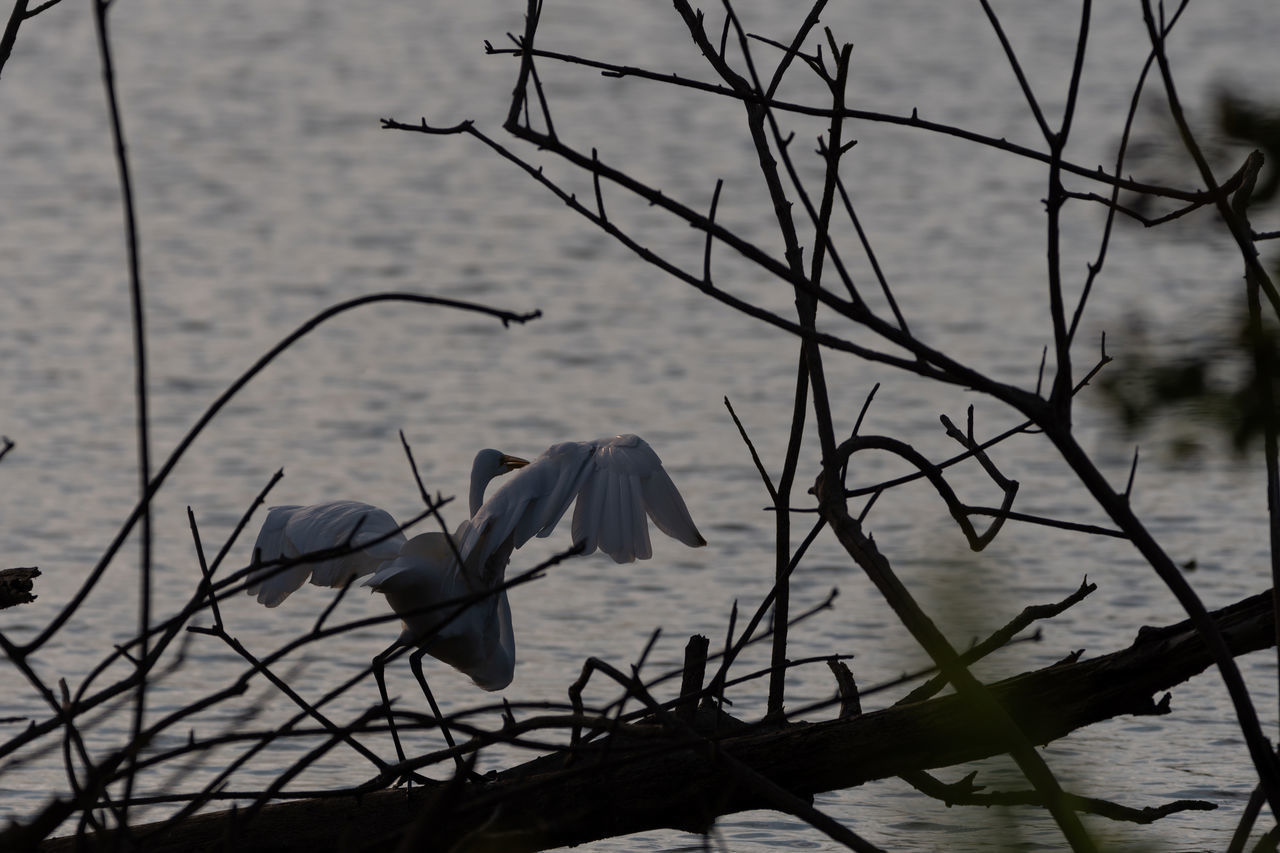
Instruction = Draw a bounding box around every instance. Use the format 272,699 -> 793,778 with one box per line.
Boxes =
1,1 -> 1279,849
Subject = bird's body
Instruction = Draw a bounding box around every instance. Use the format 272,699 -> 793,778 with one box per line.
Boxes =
362,529 -> 515,691
246,434 -> 704,696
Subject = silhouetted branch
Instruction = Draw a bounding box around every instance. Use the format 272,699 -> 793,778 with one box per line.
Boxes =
5,0 -> 1276,849
38,588 -> 1277,852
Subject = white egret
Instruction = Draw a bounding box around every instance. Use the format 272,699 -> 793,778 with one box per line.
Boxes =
246,434 -> 705,771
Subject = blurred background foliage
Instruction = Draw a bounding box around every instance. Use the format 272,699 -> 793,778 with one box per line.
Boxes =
1097,85 -> 1280,459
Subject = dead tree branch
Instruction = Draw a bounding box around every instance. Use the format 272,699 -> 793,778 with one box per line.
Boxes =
35,588 -> 1274,853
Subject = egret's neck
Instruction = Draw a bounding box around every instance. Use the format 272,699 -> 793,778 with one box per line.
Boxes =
468,448 -> 508,517
469,474 -> 489,518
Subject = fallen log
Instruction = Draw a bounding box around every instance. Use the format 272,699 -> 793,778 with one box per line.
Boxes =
31,588 -> 1277,853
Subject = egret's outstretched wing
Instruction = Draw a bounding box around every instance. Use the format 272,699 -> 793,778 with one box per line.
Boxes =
461,434 -> 705,576
248,500 -> 407,607
571,434 -> 706,561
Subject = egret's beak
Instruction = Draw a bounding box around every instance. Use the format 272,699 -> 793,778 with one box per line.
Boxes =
501,454 -> 530,472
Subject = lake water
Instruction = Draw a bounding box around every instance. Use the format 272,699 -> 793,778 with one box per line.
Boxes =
2,0 -> 1279,849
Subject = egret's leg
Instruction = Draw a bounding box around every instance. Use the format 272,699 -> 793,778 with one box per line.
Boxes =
372,643 -> 408,768
408,648 -> 469,776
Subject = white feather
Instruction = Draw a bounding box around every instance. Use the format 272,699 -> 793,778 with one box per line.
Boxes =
247,435 -> 703,691
246,501 -> 405,607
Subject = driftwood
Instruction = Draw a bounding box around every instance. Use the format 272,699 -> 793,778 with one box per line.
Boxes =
0,567 -> 38,610
33,588 -> 1276,853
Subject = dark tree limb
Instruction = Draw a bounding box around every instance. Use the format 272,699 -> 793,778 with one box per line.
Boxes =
35,588 -> 1277,853
1,0 -> 68,82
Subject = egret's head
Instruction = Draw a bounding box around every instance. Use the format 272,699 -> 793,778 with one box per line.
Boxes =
473,448 -> 529,478
470,448 -> 530,515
